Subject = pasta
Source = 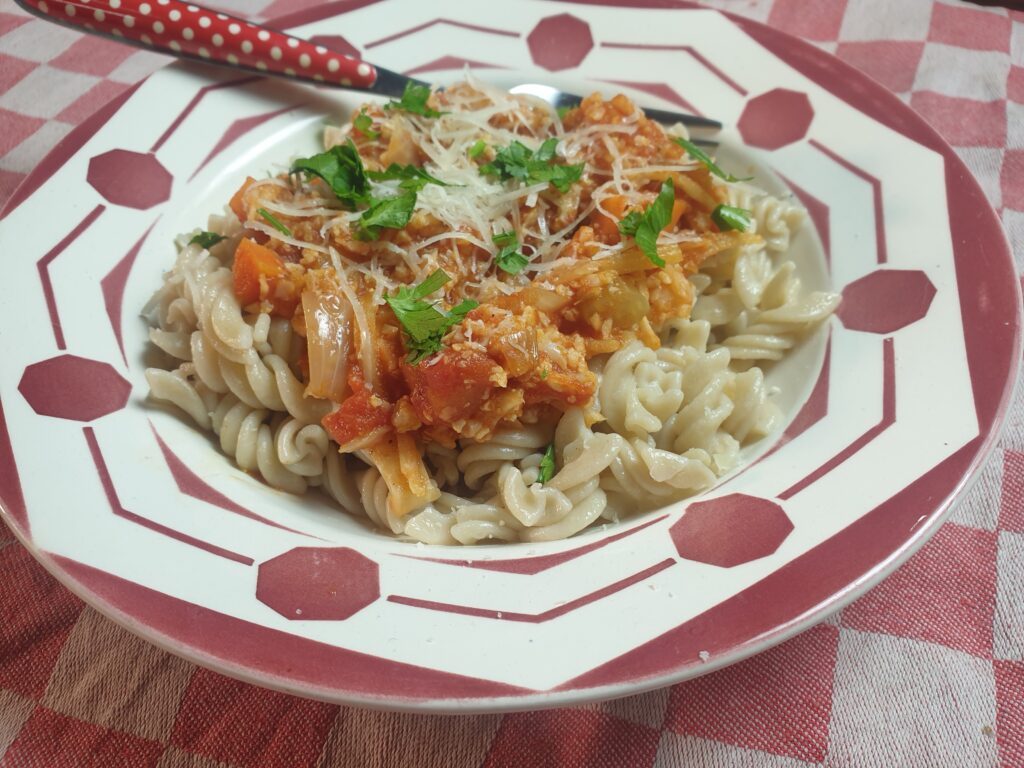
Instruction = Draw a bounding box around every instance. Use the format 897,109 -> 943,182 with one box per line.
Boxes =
144,77 -> 839,544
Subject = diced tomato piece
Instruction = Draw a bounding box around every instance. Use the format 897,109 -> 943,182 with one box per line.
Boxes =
322,385 -> 393,447
402,349 -> 498,425
231,237 -> 299,317
229,176 -> 256,222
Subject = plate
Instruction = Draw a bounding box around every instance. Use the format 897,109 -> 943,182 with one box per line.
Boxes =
0,0 -> 1018,712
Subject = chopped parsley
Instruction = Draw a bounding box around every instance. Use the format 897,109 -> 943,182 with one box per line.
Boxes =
357,192 -> 417,241
712,204 -> 752,232
492,231 -> 530,275
353,109 -> 379,139
290,140 -> 370,209
674,137 -> 752,183
384,81 -> 444,118
257,208 -> 291,237
468,139 -> 487,159
617,177 -> 676,267
189,231 -> 226,249
537,443 -> 556,484
385,269 -> 479,364
479,138 -> 583,193
539,368 -> 549,380
367,163 -> 448,192
556,103 -> 578,121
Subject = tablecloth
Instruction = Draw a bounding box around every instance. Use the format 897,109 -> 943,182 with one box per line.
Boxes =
0,0 -> 1021,765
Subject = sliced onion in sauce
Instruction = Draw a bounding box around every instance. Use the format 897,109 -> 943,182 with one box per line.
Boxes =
301,288 -> 353,403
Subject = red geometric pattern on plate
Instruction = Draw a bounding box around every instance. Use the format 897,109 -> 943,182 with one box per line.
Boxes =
36,204 -> 106,350
306,34 -> 360,60
999,450 -> 1024,533
601,79 -> 701,117
834,41 -> 925,94
364,18 -> 519,49
256,547 -> 380,620
150,427 -> 321,539
840,523 -> 998,658
402,513 -> 666,574
406,56 -> 504,76
0,544 -> 82,699
836,269 -> 937,334
150,76 -> 261,154
190,104 -> 299,180
527,14 -> 593,72
669,494 -> 793,567
101,227 -> 150,365
908,92 -> 1007,148
665,624 -> 840,762
52,555 -> 532,699
600,41 -> 746,96
482,708 -> 660,768
0,396 -> 29,534
387,559 -> 674,622
995,660 -> 1024,768
83,427 -> 255,566
3,707 -> 163,768
928,1 -> 1012,53
737,88 -> 813,150
778,338 -> 895,500
779,174 -> 831,264
86,149 -> 173,210
809,139 -> 888,263
18,355 -> 130,422
169,667 -> 336,768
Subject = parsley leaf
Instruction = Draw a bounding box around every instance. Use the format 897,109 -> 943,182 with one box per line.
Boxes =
537,443 -> 556,484
385,81 -> 444,118
257,208 -> 291,237
290,140 -> 370,209
353,109 -> 379,139
556,103 -> 578,121
367,163 -> 448,192
357,192 -> 417,241
492,231 -> 530,275
712,204 -> 752,232
617,177 -> 675,267
385,269 -> 478,364
674,137 -> 752,183
468,139 -> 487,159
189,231 -> 226,249
479,138 -> 583,193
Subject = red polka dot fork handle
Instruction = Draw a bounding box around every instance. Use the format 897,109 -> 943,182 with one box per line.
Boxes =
13,0 -> 420,97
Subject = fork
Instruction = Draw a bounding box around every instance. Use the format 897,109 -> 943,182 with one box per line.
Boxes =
13,0 -> 721,139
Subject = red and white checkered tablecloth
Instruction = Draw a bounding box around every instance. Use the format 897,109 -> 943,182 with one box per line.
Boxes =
0,0 -> 1021,765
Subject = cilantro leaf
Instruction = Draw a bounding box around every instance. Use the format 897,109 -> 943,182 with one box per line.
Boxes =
537,443 -> 556,484
189,231 -> 226,249
468,139 -> 487,159
479,139 -> 583,193
290,140 -> 369,209
367,163 -> 448,192
257,207 -> 291,237
712,204 -> 752,232
385,81 -> 444,118
385,269 -> 478,364
492,231 -> 530,275
674,137 -> 752,183
357,191 -> 417,241
616,178 -> 675,268
353,109 -> 379,139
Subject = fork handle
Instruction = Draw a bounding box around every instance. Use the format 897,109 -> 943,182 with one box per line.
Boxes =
15,0 -> 396,92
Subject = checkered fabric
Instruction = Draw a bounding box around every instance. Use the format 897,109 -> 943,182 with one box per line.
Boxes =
0,0 -> 1021,765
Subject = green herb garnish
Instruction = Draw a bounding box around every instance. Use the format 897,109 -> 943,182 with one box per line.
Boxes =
711,204 -> 752,232
556,103 -> 578,120
367,163 -> 448,192
353,109 -> 379,139
468,139 -> 487,159
189,231 -> 226,249
617,177 -> 675,267
492,231 -> 530,275
290,140 -> 370,209
384,269 -> 479,364
479,138 -> 583,193
257,208 -> 291,237
537,443 -> 556,484
357,192 -> 417,241
385,81 -> 444,118
540,368 -> 549,380
673,137 -> 752,183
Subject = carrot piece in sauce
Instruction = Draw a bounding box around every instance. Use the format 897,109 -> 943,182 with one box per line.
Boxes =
229,176 -> 257,222
232,237 -> 298,317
